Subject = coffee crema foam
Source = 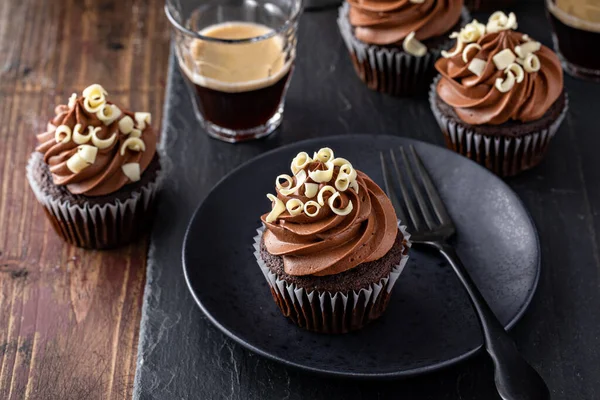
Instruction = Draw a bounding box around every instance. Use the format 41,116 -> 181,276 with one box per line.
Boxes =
550,0 -> 600,32
181,22 -> 293,93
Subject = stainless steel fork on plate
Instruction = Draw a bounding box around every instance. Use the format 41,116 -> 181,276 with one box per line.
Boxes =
380,146 -> 550,400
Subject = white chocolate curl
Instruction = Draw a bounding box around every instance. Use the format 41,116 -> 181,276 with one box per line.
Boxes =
67,93 -> 78,109
495,70 -> 516,93
331,158 -> 352,167
442,38 -> 464,59
336,164 -> 357,192
308,161 -> 334,183
313,148 -> 334,163
119,116 -> 135,134
291,152 -> 312,174
90,126 -> 117,150
462,43 -> 482,63
522,53 -> 541,72
54,125 -> 72,144
275,174 -> 294,191
317,185 -> 336,206
349,180 -> 359,193
468,58 -> 486,77
120,137 -> 146,156
130,128 -> 142,138
409,0 -> 424,3
285,198 -> 304,216
505,63 -> 525,83
493,49 -> 516,71
486,11 -> 517,34
82,84 -> 108,98
402,31 -> 427,57
122,163 -> 141,182
66,145 -> 98,173
134,112 -> 152,130
72,124 -> 92,144
279,170 -> 307,196
97,104 -> 122,126
266,194 -> 286,223
304,183 -> 319,198
458,19 -> 486,43
328,192 -> 354,216
515,41 -> 541,59
82,85 -> 107,113
303,200 -> 321,218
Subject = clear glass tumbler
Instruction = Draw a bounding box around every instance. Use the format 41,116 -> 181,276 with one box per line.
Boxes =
166,0 -> 302,143
547,0 -> 600,82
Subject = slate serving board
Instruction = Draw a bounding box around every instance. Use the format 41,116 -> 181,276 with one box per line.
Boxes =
134,3 -> 600,399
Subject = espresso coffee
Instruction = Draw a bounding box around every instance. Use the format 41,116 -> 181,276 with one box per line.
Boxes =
180,22 -> 293,137
548,0 -> 600,80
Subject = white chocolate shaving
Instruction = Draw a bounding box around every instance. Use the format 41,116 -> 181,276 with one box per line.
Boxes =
313,148 -> 334,163
82,84 -> 108,98
335,176 -> 350,192
122,163 -> 141,182
304,183 -> 319,198
336,163 -> 357,192
120,137 -> 146,156
349,180 -> 359,193
279,170 -> 307,196
328,192 -> 354,216
66,145 -> 98,173
458,19 -> 486,43
97,104 -> 122,126
402,31 -> 427,57
505,63 -> 525,83
134,112 -> 152,130
495,70 -> 516,93
275,174 -> 294,191
442,39 -> 464,59
468,58 -> 487,77
83,93 -> 106,113
492,48 -> 516,71
317,185 -> 336,207
72,124 -> 92,144
78,144 -> 98,164
515,41 -> 541,59
90,127 -> 117,150
285,198 -> 304,216
522,53 -> 541,72
266,194 -> 286,223
486,11 -> 517,34
409,0 -> 424,3
119,116 -> 135,134
462,43 -> 482,63
308,161 -> 334,183
331,158 -> 352,167
68,93 -> 78,109
54,125 -> 72,144
303,201 -> 321,218
291,152 -> 312,175
130,128 -> 142,138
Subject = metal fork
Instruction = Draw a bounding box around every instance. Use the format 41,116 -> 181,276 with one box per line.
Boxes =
381,146 -> 550,400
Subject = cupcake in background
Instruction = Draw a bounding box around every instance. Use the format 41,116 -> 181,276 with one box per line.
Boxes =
465,0 -> 515,12
27,84 -> 162,249
338,0 -> 469,96
254,148 -> 410,334
429,12 -> 568,177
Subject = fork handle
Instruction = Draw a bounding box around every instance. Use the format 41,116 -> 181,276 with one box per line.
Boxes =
432,243 -> 551,400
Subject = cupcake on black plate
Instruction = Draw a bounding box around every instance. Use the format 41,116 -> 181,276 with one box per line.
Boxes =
253,148 -> 411,334
430,12 -> 568,176
337,0 -> 469,96
27,84 -> 162,249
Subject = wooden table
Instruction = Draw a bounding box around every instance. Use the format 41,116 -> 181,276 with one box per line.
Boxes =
0,1 -> 169,398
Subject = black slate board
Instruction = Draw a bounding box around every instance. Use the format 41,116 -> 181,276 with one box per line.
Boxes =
134,3 -> 600,399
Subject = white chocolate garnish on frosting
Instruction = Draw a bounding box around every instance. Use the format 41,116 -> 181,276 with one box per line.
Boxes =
130,128 -> 142,138
493,49 -> 517,71
54,125 -> 72,144
486,11 -> 517,33
495,69 -> 516,93
291,152 -> 312,175
68,93 -> 78,109
278,170 -> 307,196
90,126 -> 117,150
442,20 -> 485,59
120,137 -> 146,156
308,161 -> 334,183
409,0 -> 424,3
285,198 -> 304,216
66,145 -> 98,173
119,115 -> 135,134
403,31 -> 427,57
82,84 -> 107,113
303,201 -> 321,218
328,192 -> 354,216
97,104 -> 122,126
304,183 -> 319,198
468,58 -> 486,76
505,63 -> 525,83
266,194 -> 286,223
121,163 -> 141,182
317,185 -> 337,207
515,41 -> 541,59
521,53 -> 541,72
134,112 -> 152,130
462,43 -> 482,63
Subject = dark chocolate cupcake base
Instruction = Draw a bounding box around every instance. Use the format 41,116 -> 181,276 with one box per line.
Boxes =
27,152 -> 162,249
429,77 -> 569,177
253,225 -> 411,334
338,4 -> 470,96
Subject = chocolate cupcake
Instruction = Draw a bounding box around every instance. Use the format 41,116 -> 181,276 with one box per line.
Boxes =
464,0 -> 515,12
337,0 -> 469,96
27,84 -> 162,249
253,148 -> 410,334
429,12 -> 568,176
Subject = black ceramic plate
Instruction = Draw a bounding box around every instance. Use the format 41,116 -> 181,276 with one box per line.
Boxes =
182,135 -> 540,378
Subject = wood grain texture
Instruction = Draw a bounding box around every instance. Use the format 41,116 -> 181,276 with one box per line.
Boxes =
0,0 -> 169,399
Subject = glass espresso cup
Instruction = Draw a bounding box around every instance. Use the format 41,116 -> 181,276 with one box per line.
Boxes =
166,0 -> 302,142
547,0 -> 600,82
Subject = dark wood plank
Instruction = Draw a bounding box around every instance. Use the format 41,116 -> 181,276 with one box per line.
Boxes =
135,3 -> 600,400
0,0 -> 169,399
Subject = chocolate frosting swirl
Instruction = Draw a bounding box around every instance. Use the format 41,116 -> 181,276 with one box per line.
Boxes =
261,151 -> 398,277
36,87 -> 157,196
348,0 -> 463,45
435,21 -> 564,125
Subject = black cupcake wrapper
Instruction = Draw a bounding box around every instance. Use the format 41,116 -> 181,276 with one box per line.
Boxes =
429,76 -> 569,177
253,224 -> 411,334
26,152 -> 163,249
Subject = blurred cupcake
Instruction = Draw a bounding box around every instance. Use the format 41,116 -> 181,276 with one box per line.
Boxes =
338,0 -> 469,96
27,84 -> 162,249
465,0 -> 515,12
430,12 -> 568,176
254,148 -> 410,334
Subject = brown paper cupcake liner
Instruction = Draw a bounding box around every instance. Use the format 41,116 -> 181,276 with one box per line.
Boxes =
429,77 -> 569,177
253,223 -> 411,334
26,152 -> 164,249
337,4 -> 469,96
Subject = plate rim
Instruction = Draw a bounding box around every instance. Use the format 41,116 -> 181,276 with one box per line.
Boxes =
182,134 -> 541,379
